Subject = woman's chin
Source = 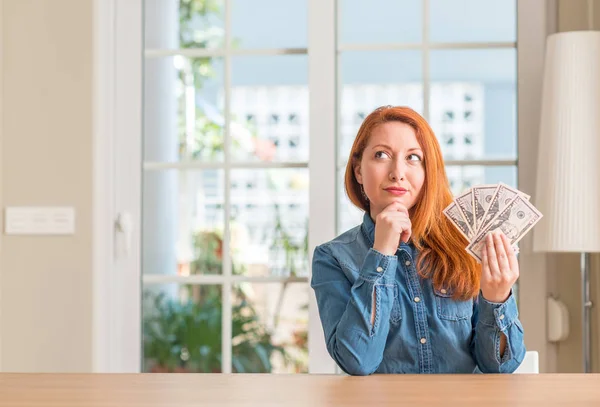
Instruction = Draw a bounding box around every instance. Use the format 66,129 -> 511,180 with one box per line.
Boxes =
388,196 -> 410,206
373,196 -> 413,209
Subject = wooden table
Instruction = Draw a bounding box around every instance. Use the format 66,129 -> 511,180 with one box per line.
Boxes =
0,373 -> 599,406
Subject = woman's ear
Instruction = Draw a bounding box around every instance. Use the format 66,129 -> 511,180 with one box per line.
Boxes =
353,161 -> 363,184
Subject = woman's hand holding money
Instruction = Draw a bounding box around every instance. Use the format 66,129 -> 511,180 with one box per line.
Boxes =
480,230 -> 519,303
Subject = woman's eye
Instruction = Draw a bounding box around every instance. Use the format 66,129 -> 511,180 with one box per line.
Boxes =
375,151 -> 390,159
407,153 -> 422,161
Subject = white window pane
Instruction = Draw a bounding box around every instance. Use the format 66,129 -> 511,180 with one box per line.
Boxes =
337,168 -> 365,235
430,49 -> 516,160
143,170 -> 224,275
144,56 -> 225,162
339,0 -> 422,44
231,55 -> 308,162
230,169 -> 308,277
143,284 -> 223,373
231,0 -> 307,49
445,165 -> 517,196
145,0 -> 225,50
338,50 -> 423,165
232,283 -> 308,373
430,0 -> 516,43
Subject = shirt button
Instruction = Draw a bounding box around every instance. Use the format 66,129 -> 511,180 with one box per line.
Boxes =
414,297 -> 420,303
376,266 -> 383,272
440,289 -> 447,294
420,338 -> 427,344
499,314 -> 505,320
405,260 -> 411,266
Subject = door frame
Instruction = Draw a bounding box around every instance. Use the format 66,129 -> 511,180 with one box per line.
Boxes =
92,0 -> 142,373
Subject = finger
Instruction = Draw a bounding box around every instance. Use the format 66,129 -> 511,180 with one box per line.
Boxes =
389,216 -> 411,242
500,232 -> 519,275
493,231 -> 510,273
377,212 -> 410,242
481,243 -> 493,281
381,211 -> 409,223
486,232 -> 500,276
383,201 -> 409,216
400,220 -> 412,243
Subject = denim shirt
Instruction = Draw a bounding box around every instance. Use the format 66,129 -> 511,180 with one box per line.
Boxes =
311,213 -> 526,375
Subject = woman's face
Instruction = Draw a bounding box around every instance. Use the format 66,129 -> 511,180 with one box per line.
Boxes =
354,121 -> 426,219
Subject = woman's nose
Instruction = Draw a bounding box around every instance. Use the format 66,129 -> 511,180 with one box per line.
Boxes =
389,161 -> 406,182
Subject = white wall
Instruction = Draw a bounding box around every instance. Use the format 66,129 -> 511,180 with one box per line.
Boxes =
0,0 -> 93,372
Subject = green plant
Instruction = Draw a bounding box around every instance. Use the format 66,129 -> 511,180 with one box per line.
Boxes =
230,286 -> 290,373
266,207 -> 309,372
144,286 -> 288,373
190,230 -> 223,275
270,211 -> 308,278
143,284 -> 292,373
143,231 -> 295,373
143,286 -> 222,373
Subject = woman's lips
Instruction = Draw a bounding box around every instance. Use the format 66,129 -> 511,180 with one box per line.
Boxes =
384,187 -> 408,196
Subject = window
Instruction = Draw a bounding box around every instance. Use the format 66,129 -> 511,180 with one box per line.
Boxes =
107,0 -> 532,375
142,0 -> 309,374
337,0 -> 518,233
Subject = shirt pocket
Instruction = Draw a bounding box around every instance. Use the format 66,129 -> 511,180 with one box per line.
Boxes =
390,283 -> 403,325
433,287 -> 473,321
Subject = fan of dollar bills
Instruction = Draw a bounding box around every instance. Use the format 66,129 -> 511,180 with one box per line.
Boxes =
443,183 -> 543,263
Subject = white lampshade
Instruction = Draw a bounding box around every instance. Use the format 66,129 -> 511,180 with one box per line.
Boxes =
533,31 -> 600,253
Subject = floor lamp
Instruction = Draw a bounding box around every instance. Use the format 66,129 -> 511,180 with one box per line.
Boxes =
533,31 -> 600,373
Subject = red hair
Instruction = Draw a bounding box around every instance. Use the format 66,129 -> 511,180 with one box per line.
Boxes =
344,106 -> 480,300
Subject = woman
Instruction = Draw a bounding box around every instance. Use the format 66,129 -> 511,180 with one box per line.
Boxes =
311,106 -> 525,375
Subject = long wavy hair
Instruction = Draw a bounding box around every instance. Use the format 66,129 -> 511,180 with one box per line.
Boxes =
344,106 -> 480,300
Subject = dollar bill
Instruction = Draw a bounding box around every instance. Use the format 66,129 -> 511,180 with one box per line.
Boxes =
476,183 -> 528,234
472,184 -> 499,234
466,194 -> 543,262
443,202 -> 472,241
455,189 -> 475,235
